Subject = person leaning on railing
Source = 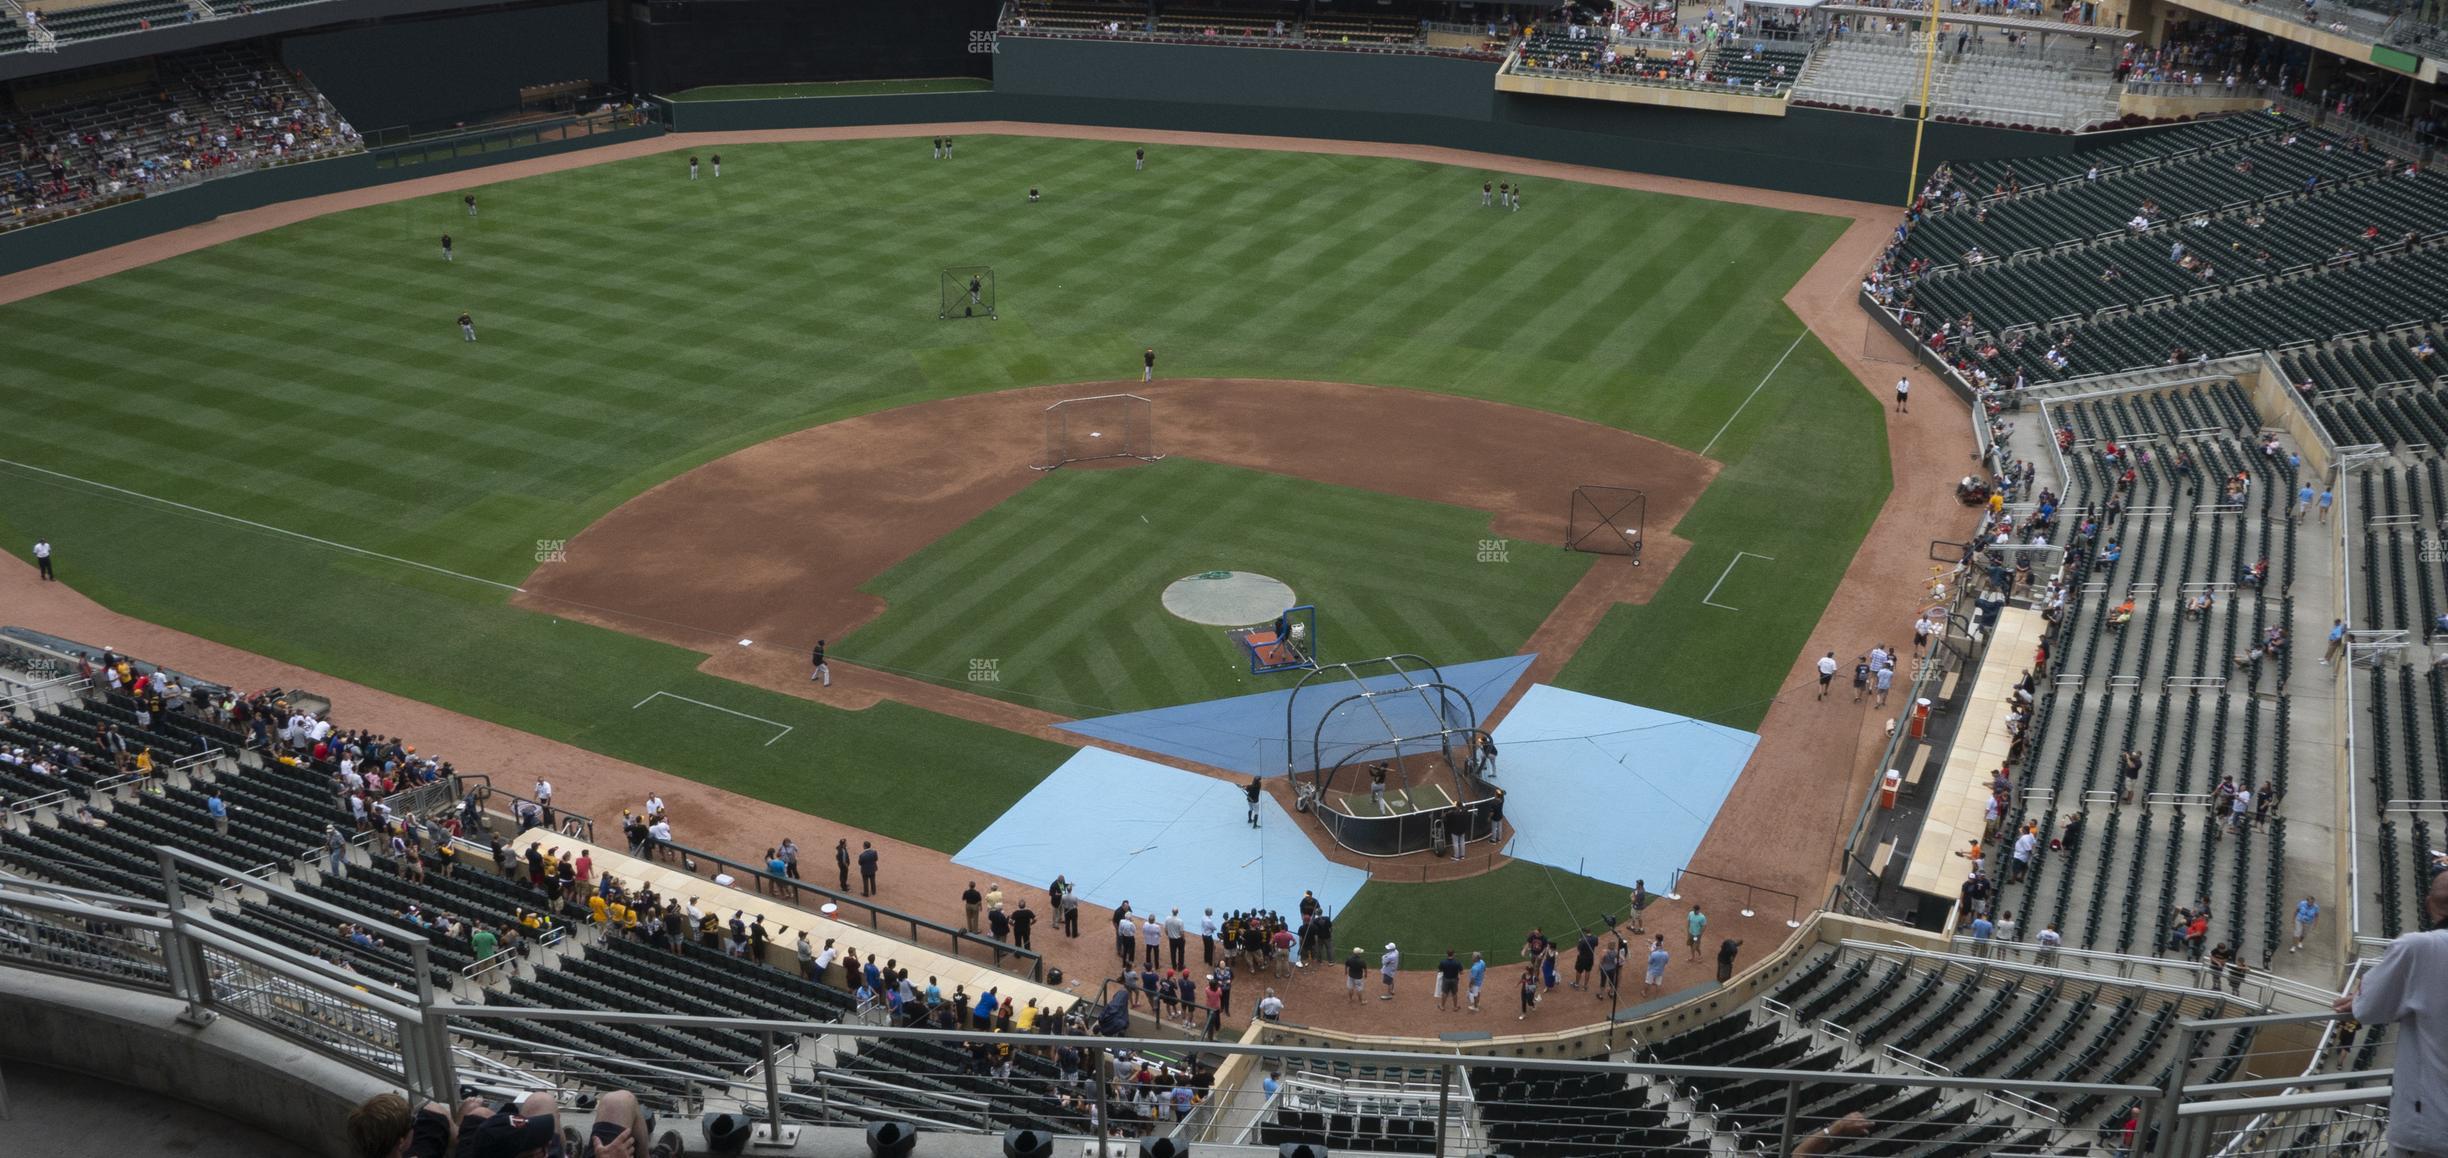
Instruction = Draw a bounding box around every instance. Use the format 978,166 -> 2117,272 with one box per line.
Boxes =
2335,866 -> 2448,1155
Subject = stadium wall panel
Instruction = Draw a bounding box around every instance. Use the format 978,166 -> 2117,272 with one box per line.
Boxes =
985,36 -> 2082,203
632,0 -> 998,95
278,0 -> 611,132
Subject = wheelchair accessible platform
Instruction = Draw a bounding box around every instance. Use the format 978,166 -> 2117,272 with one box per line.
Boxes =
1486,684 -> 1757,891
952,747 -> 1370,919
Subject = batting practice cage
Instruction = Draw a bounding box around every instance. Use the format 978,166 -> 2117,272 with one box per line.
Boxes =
1032,393 -> 1163,471
939,266 -> 996,319
1565,484 -> 1647,560
1281,655 -> 1501,857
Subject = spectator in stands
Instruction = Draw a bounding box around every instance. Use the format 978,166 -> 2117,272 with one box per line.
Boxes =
2010,824 -> 2039,882
2335,868 -> 2448,1153
345,1091 -> 458,1157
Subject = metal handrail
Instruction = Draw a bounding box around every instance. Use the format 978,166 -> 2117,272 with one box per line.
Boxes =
8,854 -> 2404,1158
650,836 -> 1047,981
2,787 -> 71,816
0,673 -> 90,714
428,1001 -> 2168,1097
1943,935 -> 2348,1009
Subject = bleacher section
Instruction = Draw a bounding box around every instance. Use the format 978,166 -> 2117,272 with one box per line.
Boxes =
1456,939 -> 2258,1151
1794,31 -> 2121,131
1997,384 -> 2303,970
1,44 -> 359,229
0,642 -> 1092,1120
1300,10 -> 1418,48
27,0 -> 192,44
2351,461 -> 2448,937
1876,114 -> 2448,390
1510,28 -> 1809,97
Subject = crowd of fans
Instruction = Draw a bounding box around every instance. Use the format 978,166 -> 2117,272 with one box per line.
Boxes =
1513,6 -> 1814,95
2,49 -> 358,228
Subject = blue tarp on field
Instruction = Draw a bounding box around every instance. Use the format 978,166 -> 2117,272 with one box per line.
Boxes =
1486,684 -> 1757,890
1053,653 -> 1538,776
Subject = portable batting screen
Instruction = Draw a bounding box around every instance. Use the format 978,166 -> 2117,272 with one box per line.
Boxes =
939,266 -> 996,319
1032,393 -> 1163,471
1565,484 -> 1647,560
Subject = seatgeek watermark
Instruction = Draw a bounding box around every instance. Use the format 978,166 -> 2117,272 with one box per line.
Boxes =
1477,538 -> 1510,563
969,658 -> 1001,683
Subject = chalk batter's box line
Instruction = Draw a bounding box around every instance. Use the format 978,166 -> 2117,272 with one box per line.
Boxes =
1701,551 -> 1777,611
632,690 -> 794,747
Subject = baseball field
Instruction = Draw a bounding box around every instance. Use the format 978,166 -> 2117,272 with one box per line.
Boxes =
0,134 -> 1887,884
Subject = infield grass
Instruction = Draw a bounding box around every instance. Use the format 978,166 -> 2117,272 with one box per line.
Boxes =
0,133 -> 1883,850
846,459 -> 1591,715
1332,862 -> 1628,968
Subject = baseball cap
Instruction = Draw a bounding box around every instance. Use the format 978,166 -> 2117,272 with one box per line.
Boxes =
1384,942 -> 1397,950
466,1110 -> 557,1158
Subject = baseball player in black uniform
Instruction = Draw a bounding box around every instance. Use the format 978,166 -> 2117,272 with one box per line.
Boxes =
943,136 -> 953,159
688,155 -> 699,180
1511,182 -> 1522,212
1497,182 -> 1508,210
710,153 -> 721,177
969,275 -> 983,309
1245,776 -> 1262,828
1028,186 -> 1040,203
440,233 -> 453,262
1143,347 -> 1156,381
1135,147 -> 1146,171
810,640 -> 829,686
1482,180 -> 1493,207
933,136 -> 944,160
457,312 -> 476,342
463,194 -> 477,218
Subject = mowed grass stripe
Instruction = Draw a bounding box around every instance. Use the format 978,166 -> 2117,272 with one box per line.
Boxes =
0,135 -> 1878,856
849,459 -> 1588,713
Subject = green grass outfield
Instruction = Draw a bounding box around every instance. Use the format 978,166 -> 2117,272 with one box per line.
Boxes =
847,459 -> 1591,714
0,134 -> 1885,862
666,78 -> 994,101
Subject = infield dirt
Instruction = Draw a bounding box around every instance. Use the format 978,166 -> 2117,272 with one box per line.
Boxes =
0,121 -> 1969,1038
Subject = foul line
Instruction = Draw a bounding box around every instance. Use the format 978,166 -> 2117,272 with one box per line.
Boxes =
1699,329 -> 1809,459
632,690 -> 794,747
0,454 -> 526,594
1701,551 -> 1777,611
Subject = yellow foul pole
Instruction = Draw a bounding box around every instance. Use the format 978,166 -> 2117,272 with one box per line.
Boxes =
1904,0 -> 1944,206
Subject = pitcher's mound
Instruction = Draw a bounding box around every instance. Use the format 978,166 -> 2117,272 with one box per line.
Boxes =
1162,571 -> 1296,626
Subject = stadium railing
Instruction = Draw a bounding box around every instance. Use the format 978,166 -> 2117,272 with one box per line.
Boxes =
368,105 -> 663,171
2,847 -> 2399,1155
651,836 -> 1049,981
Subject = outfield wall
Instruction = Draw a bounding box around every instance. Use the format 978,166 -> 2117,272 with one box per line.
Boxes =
630,0 -> 998,96
0,32 -> 2197,278
655,39 -> 2097,205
